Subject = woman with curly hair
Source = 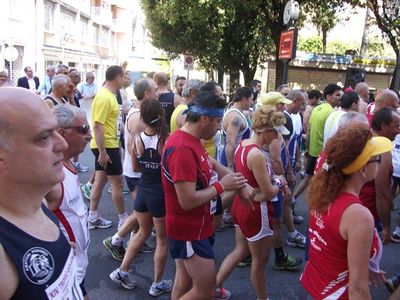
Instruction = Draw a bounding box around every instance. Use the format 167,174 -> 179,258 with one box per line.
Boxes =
301,127 -> 392,299
215,106 -> 289,300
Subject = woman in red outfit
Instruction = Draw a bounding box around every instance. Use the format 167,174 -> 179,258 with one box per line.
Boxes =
301,127 -> 392,300
216,106 -> 289,300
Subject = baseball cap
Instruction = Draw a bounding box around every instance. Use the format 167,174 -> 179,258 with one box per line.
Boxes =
342,136 -> 393,174
259,92 -> 293,106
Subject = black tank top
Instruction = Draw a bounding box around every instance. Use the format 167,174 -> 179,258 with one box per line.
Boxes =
137,132 -> 162,187
44,95 -> 67,106
0,204 -> 82,299
158,92 -> 175,130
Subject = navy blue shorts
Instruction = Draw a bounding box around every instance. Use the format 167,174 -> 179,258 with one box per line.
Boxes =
124,176 -> 140,192
134,185 -> 165,218
169,235 -> 215,260
271,192 -> 283,218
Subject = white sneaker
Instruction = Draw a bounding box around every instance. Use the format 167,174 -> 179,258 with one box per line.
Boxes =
88,217 -> 112,230
110,268 -> 136,289
149,279 -> 173,296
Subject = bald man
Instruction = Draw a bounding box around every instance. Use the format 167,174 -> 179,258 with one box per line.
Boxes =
366,89 -> 399,126
0,87 -> 83,299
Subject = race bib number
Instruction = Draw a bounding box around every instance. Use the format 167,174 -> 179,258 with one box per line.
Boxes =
117,105 -> 123,139
209,171 -> 218,215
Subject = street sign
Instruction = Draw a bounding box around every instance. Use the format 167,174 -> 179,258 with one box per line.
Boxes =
184,54 -> 194,70
3,46 -> 19,62
278,29 -> 298,60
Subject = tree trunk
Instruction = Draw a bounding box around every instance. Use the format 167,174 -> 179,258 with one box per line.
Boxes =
217,69 -> 224,88
228,69 -> 240,94
360,8 -> 370,57
390,49 -> 400,91
322,30 -> 327,53
242,67 -> 257,87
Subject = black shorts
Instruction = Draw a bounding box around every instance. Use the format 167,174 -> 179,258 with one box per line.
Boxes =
79,278 -> 87,296
124,176 -> 140,192
134,185 -> 165,218
91,148 -> 122,176
305,155 -> 318,176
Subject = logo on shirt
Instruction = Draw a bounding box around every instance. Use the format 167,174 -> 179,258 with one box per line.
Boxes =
23,247 -> 55,285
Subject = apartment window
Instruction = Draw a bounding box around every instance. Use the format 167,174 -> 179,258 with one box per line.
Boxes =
80,18 -> 89,41
9,0 -> 24,20
60,9 -> 76,35
101,28 -> 109,47
93,24 -> 99,44
44,1 -> 55,32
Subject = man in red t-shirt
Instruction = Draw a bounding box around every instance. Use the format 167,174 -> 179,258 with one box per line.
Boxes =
162,91 -> 254,300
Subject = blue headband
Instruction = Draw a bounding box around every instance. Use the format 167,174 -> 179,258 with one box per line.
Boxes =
187,105 -> 224,117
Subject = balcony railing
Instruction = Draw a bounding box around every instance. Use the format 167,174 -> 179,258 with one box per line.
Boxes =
91,6 -> 112,26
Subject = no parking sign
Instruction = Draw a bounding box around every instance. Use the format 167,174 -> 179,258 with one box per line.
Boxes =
184,54 -> 194,70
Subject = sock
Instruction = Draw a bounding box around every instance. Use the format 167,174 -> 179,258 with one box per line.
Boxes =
111,233 -> 123,246
118,212 -> 128,223
274,247 -> 286,262
86,181 -> 93,188
395,226 -> 400,234
118,268 -> 128,276
289,230 -> 298,239
88,210 -> 98,221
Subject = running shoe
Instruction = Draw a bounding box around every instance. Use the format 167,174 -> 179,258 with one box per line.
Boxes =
125,240 -> 156,253
292,214 -> 304,224
391,232 -> 400,243
214,287 -> 231,300
222,212 -> 235,228
103,236 -> 125,260
273,254 -> 302,271
151,227 -> 157,237
110,268 -> 136,289
88,217 -> 112,230
80,183 -> 92,200
286,232 -> 306,248
74,162 -> 89,173
386,275 -> 400,293
149,279 -> 173,296
108,186 -> 130,195
237,255 -> 252,267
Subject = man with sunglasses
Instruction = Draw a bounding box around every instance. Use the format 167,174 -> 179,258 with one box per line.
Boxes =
360,107 -> 400,244
45,104 -> 91,299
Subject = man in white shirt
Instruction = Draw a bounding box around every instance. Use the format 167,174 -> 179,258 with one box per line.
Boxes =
17,66 -> 40,93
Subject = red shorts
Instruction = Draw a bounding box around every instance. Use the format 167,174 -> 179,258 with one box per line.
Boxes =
232,197 -> 273,241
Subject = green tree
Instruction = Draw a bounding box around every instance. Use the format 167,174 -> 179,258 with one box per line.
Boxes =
366,0 -> 400,90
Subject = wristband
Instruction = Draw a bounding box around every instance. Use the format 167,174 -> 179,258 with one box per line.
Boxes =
212,182 -> 224,197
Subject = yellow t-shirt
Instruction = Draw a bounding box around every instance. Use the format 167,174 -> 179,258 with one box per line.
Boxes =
170,104 -> 188,133
203,138 -> 215,158
90,87 -> 120,149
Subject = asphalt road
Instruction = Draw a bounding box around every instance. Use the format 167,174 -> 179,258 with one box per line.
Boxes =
78,100 -> 397,299
76,145 -> 399,300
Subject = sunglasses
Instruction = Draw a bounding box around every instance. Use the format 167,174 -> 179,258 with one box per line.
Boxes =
64,124 -> 90,135
367,155 -> 381,165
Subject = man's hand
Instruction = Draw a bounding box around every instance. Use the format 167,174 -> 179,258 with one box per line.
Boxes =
369,270 -> 386,288
237,184 -> 256,209
98,152 -> 112,169
219,172 -> 247,192
287,171 -> 296,188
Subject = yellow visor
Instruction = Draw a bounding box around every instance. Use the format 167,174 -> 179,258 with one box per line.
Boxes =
342,136 -> 393,175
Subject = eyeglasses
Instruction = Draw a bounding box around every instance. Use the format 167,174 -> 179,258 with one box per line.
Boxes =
64,124 -> 90,135
367,156 -> 381,165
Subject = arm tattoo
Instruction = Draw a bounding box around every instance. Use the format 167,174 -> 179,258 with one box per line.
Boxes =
231,116 -> 241,127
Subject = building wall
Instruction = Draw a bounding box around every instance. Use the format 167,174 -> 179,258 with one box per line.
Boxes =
266,61 -> 393,92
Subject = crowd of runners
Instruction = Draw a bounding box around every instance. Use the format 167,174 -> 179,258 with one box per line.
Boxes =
1,63 -> 400,300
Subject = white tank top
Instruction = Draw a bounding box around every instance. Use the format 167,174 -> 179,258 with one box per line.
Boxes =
123,108 -> 141,178
54,164 -> 90,284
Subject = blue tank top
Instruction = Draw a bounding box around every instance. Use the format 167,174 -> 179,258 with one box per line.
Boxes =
0,204 -> 82,300
137,132 -> 162,188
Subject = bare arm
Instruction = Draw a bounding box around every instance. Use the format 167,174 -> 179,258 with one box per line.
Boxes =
225,114 -> 242,168
176,110 -> 187,129
131,134 -> 142,172
174,172 -> 247,211
269,137 -> 285,175
375,152 -> 392,244
93,122 -> 106,155
248,148 -> 279,201
302,105 -> 312,133
341,204 -> 374,300
45,99 -> 55,109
